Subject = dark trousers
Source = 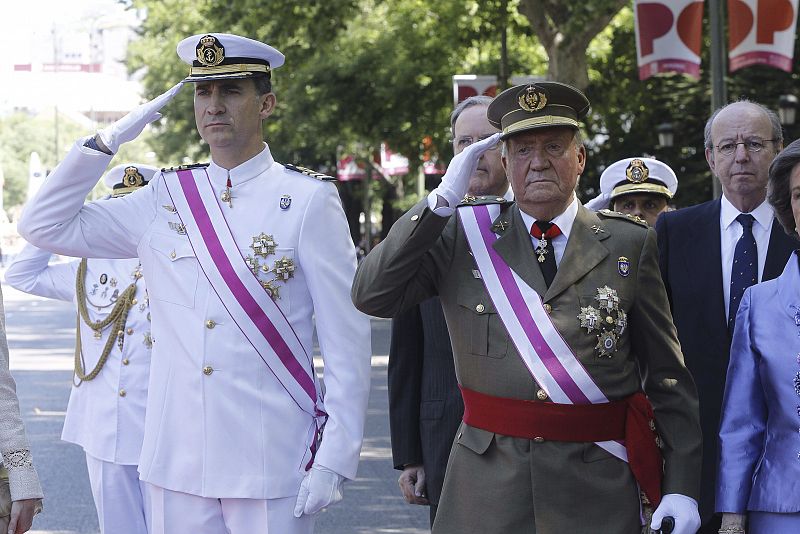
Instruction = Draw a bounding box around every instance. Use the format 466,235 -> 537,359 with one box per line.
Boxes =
697,514 -> 721,534
429,504 -> 438,529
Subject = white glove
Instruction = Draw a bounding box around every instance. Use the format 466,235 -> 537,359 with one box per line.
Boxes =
584,191 -> 611,211
98,81 -> 184,153
650,493 -> 701,534
428,132 -> 502,216
293,465 -> 345,518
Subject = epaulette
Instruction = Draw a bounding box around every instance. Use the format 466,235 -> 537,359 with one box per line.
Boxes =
161,162 -> 210,172
458,194 -> 511,207
285,164 -> 336,182
597,208 -> 648,227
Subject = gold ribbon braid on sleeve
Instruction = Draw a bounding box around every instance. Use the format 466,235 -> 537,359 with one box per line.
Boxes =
73,259 -> 138,386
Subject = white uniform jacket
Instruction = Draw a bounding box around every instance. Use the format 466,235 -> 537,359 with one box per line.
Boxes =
5,244 -> 150,465
17,141 -> 372,500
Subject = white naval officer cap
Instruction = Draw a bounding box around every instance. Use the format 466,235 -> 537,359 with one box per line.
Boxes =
103,163 -> 159,197
585,157 -> 677,211
176,33 -> 285,83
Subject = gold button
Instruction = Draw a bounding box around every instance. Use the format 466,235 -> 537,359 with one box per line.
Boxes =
122,359 -> 130,366
606,316 -> 614,324
411,214 -> 420,221
126,328 -> 134,335
132,298 -> 138,305
476,304 -> 485,313
203,366 -> 214,376
543,304 -> 552,314
205,320 -> 216,329
119,389 -> 127,397
117,330 -> 124,336
170,250 -> 176,259
536,389 -> 548,401
533,436 -> 545,443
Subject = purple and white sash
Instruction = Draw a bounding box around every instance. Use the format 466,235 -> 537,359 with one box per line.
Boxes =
163,168 -> 326,429
458,204 -> 627,462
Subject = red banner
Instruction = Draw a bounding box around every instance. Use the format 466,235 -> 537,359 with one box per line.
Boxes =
634,0 -> 704,80
728,0 -> 799,73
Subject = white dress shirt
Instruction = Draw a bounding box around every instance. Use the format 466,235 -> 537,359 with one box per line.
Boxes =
518,196 -> 579,267
719,195 -> 774,321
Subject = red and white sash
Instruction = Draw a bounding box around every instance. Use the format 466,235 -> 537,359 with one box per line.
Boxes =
163,168 -> 326,429
458,203 -> 627,462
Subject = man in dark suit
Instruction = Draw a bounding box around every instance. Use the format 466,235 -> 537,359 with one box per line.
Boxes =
388,96 -> 509,526
656,100 -> 798,533
356,82 -> 701,534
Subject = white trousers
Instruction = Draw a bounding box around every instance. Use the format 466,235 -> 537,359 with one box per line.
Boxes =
85,453 -> 149,534
145,483 -> 314,534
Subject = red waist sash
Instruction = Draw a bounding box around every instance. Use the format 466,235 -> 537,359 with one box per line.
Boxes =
460,385 -> 663,506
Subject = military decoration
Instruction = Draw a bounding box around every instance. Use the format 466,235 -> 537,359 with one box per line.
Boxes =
578,306 -> 601,333
595,331 -> 618,358
535,237 -> 549,263
169,221 -> 187,235
251,233 -> 277,258
143,332 -> 154,349
248,232 -> 295,301
100,274 -> 108,285
617,256 -> 630,278
577,286 -> 626,358
491,220 -> 509,233
280,195 -> 292,210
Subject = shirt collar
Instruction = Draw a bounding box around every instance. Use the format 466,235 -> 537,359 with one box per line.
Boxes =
720,194 -> 773,231
207,143 -> 275,186
518,195 -> 579,240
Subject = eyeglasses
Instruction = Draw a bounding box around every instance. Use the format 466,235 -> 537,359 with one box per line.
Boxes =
715,138 -> 777,156
454,134 -> 500,151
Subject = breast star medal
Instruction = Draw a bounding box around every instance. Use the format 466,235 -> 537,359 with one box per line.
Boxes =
577,286 -> 626,358
251,233 -> 277,258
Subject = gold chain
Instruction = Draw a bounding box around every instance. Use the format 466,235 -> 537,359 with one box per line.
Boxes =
73,259 -> 139,386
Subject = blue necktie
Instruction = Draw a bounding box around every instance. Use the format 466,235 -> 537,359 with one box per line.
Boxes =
729,213 -> 757,331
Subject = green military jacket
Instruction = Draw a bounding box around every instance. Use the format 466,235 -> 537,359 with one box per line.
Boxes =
352,198 -> 701,534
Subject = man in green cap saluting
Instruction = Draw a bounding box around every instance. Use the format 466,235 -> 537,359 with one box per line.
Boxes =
353,81 -> 702,534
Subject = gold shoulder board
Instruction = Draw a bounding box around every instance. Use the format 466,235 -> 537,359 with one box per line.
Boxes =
597,209 -> 649,227
161,162 -> 210,173
458,194 -> 511,207
284,164 -> 336,182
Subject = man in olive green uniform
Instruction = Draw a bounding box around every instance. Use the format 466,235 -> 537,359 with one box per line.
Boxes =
352,82 -> 702,534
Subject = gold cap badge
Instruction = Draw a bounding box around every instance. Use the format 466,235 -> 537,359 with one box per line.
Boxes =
518,85 -> 548,112
123,166 -> 145,187
625,159 -> 649,184
196,35 -> 225,67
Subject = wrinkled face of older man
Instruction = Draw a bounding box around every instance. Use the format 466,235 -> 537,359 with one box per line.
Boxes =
452,105 -> 507,197
502,126 -> 585,219
706,102 -> 779,201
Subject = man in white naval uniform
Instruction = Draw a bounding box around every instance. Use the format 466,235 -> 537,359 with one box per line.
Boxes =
6,164 -> 157,534
17,33 -> 372,534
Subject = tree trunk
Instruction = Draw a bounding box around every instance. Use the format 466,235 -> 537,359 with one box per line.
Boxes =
517,0 -> 628,91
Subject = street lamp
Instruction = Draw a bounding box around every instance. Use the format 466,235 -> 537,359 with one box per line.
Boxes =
657,122 -> 675,148
778,94 -> 798,126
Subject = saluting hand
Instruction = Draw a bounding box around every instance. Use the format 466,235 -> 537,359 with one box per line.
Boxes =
97,81 -> 185,154
431,132 -> 501,214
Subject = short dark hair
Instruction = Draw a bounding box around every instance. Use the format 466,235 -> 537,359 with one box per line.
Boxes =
704,99 -> 783,150
767,137 -> 800,237
253,74 -> 272,96
450,95 -> 494,137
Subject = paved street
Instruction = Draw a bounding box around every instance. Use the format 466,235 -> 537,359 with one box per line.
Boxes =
3,282 -> 430,534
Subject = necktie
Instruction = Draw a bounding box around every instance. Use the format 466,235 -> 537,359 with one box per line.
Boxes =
729,213 -> 757,331
530,221 -> 562,288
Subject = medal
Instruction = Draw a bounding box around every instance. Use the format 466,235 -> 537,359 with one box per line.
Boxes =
280,195 -> 292,210
535,237 -> 548,263
221,177 -> 233,208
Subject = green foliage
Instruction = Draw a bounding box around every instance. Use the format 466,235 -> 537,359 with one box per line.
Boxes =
584,7 -> 800,208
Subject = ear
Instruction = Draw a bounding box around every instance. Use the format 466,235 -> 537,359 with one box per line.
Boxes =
705,146 -> 715,173
260,93 -> 277,120
575,144 -> 587,175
